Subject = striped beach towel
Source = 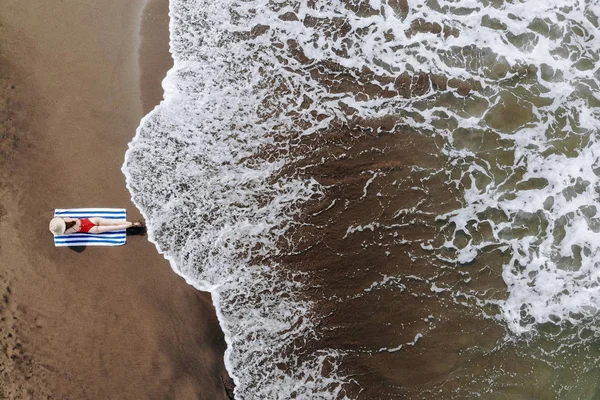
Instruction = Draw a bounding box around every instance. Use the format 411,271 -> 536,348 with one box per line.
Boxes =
53,208 -> 127,247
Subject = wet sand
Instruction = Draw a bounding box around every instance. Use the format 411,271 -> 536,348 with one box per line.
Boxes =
0,0 -> 232,398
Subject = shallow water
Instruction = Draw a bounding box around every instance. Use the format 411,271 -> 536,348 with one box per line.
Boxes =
124,0 -> 600,398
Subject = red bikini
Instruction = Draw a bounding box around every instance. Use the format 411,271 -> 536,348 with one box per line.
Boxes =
78,218 -> 97,233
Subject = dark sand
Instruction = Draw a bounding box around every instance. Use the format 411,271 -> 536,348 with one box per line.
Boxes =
0,0 -> 232,398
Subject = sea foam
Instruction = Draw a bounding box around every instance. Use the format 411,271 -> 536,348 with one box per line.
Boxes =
125,0 -> 351,397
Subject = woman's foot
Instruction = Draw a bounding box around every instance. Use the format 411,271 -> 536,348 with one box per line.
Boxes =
127,220 -> 147,236
132,220 -> 145,228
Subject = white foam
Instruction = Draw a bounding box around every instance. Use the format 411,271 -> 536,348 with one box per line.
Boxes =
426,1 -> 600,336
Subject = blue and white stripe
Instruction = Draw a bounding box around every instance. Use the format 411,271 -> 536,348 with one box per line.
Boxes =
53,208 -> 127,247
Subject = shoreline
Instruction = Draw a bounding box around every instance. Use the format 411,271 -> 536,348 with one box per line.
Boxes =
138,0 -> 173,114
0,0 -> 231,397
130,0 -> 242,393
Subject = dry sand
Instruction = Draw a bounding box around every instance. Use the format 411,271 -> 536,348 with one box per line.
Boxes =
0,0 -> 232,398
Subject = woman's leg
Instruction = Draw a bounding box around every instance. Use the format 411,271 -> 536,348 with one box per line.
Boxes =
89,224 -> 133,234
91,217 -> 138,227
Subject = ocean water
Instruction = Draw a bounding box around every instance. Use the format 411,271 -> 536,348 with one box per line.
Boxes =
124,0 -> 600,398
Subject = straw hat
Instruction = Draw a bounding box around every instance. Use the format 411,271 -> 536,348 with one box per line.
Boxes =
49,217 -> 66,235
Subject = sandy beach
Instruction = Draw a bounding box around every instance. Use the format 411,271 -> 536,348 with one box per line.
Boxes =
0,0 -> 232,398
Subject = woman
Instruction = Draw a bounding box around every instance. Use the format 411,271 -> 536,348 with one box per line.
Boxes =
49,216 -> 144,235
